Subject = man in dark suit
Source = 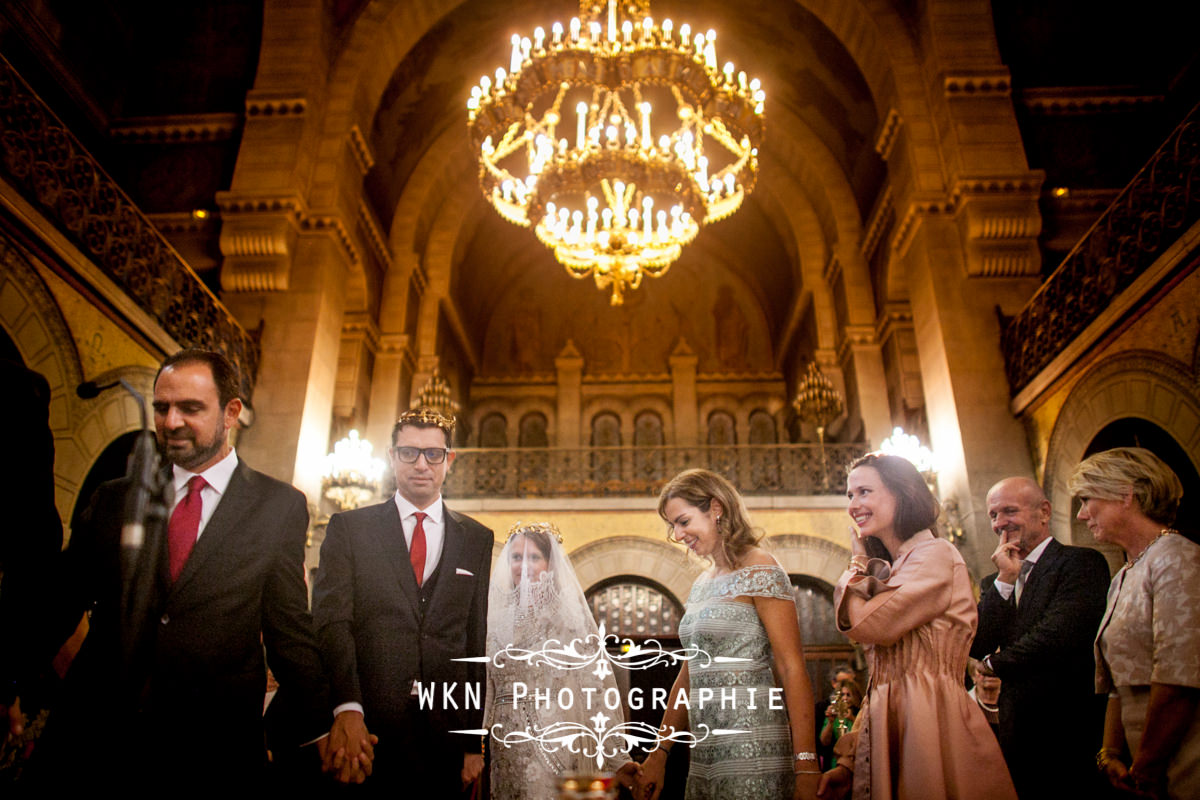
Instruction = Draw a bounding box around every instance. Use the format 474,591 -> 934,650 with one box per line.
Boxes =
30,349 -> 328,788
971,477 -> 1111,800
314,407 -> 492,794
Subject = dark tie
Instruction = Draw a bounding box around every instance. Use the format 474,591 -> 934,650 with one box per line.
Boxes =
1015,559 -> 1035,606
168,475 -> 208,581
411,511 -> 427,586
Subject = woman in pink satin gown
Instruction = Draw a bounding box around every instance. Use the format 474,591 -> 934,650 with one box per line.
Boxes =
819,454 -> 1016,800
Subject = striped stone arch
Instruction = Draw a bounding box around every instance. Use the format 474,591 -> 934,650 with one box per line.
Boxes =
1042,350 -> 1200,545
569,536 -> 703,610
765,533 -> 852,587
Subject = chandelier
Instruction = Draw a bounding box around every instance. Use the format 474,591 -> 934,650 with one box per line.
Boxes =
321,430 -> 386,511
793,361 -> 844,489
467,0 -> 765,304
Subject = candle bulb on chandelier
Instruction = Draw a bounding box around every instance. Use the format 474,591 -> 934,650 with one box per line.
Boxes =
706,30 -> 717,70
510,34 -> 522,74
576,102 -> 588,150
642,17 -> 653,42
534,27 -> 545,51
640,103 -> 652,148
622,20 -> 632,45
570,17 -> 580,43
662,18 -> 673,43
608,0 -> 617,42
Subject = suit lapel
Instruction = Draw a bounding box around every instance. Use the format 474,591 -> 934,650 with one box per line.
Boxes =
170,462 -> 256,597
372,500 -> 421,612
1017,538 -> 1062,620
427,504 -> 466,610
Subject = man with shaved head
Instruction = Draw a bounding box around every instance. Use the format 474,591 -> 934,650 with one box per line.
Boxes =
971,477 -> 1110,799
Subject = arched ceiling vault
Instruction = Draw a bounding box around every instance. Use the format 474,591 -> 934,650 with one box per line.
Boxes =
319,0 -> 921,364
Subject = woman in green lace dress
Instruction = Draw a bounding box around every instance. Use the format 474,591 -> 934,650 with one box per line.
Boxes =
637,469 -> 819,800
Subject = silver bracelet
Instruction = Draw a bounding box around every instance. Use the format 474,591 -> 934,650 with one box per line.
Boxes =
794,751 -> 818,763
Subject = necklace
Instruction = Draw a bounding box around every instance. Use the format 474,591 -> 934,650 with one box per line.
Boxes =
977,698 -> 999,713
1124,528 -> 1177,570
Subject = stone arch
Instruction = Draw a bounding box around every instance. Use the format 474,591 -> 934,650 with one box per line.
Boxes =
0,238 -> 86,521
1043,350 -> 1200,545
766,533 -> 852,587
570,536 -> 703,610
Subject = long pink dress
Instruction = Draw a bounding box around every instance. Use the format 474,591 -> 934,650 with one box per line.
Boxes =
834,531 -> 1016,800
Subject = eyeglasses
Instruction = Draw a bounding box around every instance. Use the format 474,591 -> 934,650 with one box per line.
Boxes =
391,446 -> 450,464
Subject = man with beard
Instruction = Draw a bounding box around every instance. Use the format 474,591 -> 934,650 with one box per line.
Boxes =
29,349 -> 328,789
971,477 -> 1110,799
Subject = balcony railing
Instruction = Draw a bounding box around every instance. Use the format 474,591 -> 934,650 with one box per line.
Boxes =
444,443 -> 870,498
1001,103 -> 1200,394
0,56 -> 259,396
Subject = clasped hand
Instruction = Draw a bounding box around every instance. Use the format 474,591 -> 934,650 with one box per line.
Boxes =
321,710 -> 378,783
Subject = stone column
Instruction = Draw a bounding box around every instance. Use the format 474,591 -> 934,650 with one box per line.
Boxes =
555,341 -> 584,448
669,339 -> 699,446
222,229 -> 350,500
364,333 -> 411,452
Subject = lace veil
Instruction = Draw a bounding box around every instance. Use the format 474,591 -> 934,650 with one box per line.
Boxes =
487,521 -> 595,656
485,521 -> 629,778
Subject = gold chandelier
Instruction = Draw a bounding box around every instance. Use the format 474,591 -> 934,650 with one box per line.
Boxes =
467,0 -> 765,304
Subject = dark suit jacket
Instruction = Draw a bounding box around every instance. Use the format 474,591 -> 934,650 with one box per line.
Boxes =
36,460 -> 328,787
312,499 -> 492,789
972,538 -> 1110,797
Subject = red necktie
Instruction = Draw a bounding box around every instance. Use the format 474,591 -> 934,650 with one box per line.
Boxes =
411,511 -> 427,586
168,475 -> 208,581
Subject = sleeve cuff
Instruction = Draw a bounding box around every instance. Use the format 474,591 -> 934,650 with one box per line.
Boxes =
334,702 -> 365,719
992,579 -> 1015,600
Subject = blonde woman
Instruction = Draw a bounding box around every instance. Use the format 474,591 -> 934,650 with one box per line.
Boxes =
1070,447 -> 1200,800
638,469 -> 818,800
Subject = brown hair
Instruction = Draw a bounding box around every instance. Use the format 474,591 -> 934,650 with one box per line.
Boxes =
657,468 -> 762,566
848,453 -> 939,560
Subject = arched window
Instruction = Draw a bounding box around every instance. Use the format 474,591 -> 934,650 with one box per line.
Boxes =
749,409 -> 780,491
706,411 -> 736,445
590,412 -> 622,483
516,412 -> 550,490
518,412 -> 549,447
479,412 -> 508,448
790,575 -> 856,694
633,411 -> 665,482
706,410 -> 738,483
586,577 -> 683,639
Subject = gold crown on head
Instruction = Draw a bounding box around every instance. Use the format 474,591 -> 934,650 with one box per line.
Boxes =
396,406 -> 456,433
505,520 -> 564,544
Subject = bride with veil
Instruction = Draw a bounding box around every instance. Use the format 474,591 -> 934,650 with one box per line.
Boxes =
485,522 -> 638,798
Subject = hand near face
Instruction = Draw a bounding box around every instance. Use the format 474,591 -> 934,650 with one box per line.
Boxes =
990,530 -> 1023,584
848,525 -> 868,558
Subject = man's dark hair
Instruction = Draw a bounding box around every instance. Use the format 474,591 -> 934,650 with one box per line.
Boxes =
156,349 -> 242,408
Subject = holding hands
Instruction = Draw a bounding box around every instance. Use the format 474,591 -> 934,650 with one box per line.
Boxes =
322,709 -> 377,784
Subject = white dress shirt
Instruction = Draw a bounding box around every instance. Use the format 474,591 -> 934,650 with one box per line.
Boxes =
393,491 -> 446,585
170,447 -> 239,542
992,535 -> 1052,602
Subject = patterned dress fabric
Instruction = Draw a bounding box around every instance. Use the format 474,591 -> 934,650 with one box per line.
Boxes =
1096,533 -> 1200,800
677,564 -> 795,799
834,531 -> 1016,800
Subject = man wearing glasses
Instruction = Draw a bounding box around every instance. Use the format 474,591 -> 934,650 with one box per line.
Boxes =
314,407 -> 493,795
